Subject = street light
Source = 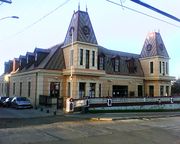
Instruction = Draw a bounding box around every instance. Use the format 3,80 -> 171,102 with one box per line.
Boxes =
0,16 -> 19,21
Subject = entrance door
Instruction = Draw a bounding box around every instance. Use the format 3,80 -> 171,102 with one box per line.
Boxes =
138,85 -> 143,97
112,85 -> 128,97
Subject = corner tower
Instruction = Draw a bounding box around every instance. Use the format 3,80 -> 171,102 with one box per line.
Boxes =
62,10 -> 103,99
63,10 -> 99,70
140,32 -> 174,97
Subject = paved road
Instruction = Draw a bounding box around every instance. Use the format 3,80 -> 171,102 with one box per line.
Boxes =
0,116 -> 180,144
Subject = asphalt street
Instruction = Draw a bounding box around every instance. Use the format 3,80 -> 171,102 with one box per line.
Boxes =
0,115 -> 180,144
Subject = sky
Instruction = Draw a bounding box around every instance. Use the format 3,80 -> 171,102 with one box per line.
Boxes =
0,0 -> 180,78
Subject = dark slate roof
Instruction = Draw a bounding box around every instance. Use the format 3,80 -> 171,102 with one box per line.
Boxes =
26,52 -> 34,56
34,48 -> 50,53
98,46 -> 144,76
19,55 -> 26,59
19,44 -> 65,72
140,32 -> 169,58
99,46 -> 140,58
44,43 -> 65,70
64,10 -> 98,46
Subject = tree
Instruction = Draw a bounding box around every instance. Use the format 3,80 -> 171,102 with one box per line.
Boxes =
171,79 -> 180,96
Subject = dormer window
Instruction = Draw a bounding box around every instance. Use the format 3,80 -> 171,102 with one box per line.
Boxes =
35,53 -> 38,62
114,59 -> 119,72
99,56 -> 104,70
27,56 -> 29,64
127,58 -> 136,73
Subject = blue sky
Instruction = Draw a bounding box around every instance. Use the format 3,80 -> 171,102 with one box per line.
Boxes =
0,0 -> 180,78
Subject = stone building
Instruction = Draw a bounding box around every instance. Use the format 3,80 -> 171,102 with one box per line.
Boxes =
0,10 -> 174,106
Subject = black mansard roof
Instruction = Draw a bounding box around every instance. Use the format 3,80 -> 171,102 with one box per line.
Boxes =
98,46 -> 144,76
18,43 -> 65,72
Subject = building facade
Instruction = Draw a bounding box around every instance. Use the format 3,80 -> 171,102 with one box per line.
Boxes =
0,10 -> 175,106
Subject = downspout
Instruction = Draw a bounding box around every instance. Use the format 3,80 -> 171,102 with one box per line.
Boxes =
35,72 -> 38,108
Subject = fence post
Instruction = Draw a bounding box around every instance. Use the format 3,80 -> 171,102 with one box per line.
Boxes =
107,97 -> 112,107
65,98 -> 74,113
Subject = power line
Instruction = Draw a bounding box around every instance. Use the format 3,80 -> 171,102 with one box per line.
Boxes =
106,0 -> 180,28
130,0 -> 180,22
2,0 -> 71,41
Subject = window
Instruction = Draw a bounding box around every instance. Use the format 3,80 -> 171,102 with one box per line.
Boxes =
13,83 -> 15,95
150,61 -> 154,74
79,82 -> 86,98
162,62 -> 165,75
28,81 -> 31,97
85,50 -> 90,68
99,57 -> 104,70
80,49 -> 83,65
166,86 -> 169,96
35,53 -> 38,61
127,58 -> 136,73
99,84 -> 101,97
68,82 -> 71,97
159,61 -> 161,74
92,51 -> 95,67
20,82 -> 22,96
166,62 -> 168,74
160,85 -> 164,96
50,82 -> 60,97
114,59 -> 119,72
1,83 -> 3,94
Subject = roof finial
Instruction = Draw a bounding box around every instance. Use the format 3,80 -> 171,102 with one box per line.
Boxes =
86,4 -> 88,12
78,2 -> 80,11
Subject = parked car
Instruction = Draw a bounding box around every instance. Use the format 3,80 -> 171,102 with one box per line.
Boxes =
0,96 -> 8,107
3,97 -> 14,107
11,97 -> 33,109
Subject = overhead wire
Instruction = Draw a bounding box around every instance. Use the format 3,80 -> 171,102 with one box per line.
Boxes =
130,0 -> 180,23
106,0 -> 180,29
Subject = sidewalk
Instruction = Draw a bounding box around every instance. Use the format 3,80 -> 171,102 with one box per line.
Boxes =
1,106 -> 180,120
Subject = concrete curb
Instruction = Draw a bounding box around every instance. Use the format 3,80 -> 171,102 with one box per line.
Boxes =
90,114 -> 180,121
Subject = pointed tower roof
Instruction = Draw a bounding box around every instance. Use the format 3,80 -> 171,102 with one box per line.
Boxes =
64,10 -> 98,46
140,32 -> 169,58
